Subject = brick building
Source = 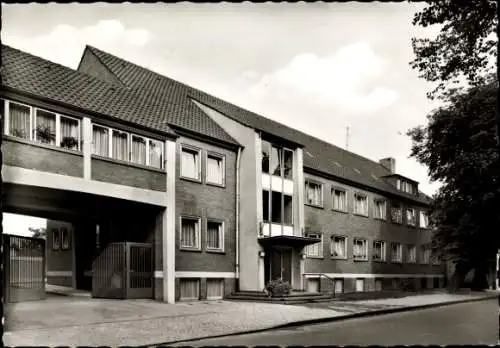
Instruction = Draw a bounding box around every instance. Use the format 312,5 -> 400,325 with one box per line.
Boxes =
1,44 -> 444,304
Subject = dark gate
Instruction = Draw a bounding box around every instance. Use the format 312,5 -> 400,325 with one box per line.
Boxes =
3,234 -> 46,303
92,242 -> 153,299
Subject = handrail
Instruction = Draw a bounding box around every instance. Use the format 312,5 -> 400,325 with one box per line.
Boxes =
304,273 -> 336,298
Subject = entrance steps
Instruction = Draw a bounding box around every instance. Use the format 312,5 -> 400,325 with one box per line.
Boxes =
226,290 -> 333,304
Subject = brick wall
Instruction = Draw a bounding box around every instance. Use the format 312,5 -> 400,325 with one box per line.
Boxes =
175,136 -> 237,273
303,172 -> 444,278
3,138 -> 83,177
91,156 -> 166,191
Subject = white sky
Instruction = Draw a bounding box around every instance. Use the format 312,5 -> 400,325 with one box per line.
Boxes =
2,3 -> 444,197
3,213 -> 47,237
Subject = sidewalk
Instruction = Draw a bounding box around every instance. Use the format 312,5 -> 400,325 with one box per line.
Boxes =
3,290 -> 497,347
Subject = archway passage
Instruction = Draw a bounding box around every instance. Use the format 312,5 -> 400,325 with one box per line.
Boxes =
3,183 -> 164,301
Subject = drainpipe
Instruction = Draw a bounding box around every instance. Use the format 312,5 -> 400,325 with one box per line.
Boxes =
235,146 -> 242,290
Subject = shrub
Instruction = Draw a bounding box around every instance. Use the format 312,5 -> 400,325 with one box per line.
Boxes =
265,278 -> 292,296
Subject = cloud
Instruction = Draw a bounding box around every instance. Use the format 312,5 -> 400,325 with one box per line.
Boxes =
2,19 -> 152,69
247,42 -> 398,112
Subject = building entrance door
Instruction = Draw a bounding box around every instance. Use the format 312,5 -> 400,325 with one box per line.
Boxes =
269,248 -> 292,283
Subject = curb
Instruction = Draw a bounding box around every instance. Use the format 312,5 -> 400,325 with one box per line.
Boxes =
149,294 -> 498,347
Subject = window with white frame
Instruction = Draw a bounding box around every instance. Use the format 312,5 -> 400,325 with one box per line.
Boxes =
406,208 -> 416,226
420,245 -> 431,264
391,243 -> 402,263
305,181 -> 323,207
112,129 -> 129,161
206,220 -> 224,251
406,244 -> 417,263
373,240 -> 386,261
354,193 -> 368,216
419,211 -> 429,228
390,204 -> 403,224
374,199 -> 387,220
181,146 -> 201,180
306,233 -> 323,258
3,99 -> 82,150
92,124 -> 164,169
180,217 -> 201,249
332,189 -> 347,211
206,153 -> 225,185
353,238 -> 368,261
331,236 -> 347,259
396,179 -> 401,190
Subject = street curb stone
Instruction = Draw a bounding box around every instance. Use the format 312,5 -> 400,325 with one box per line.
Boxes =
148,294 -> 498,347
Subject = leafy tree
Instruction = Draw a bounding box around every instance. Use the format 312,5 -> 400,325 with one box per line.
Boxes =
407,76 -> 499,290
29,227 -> 47,239
410,0 -> 497,100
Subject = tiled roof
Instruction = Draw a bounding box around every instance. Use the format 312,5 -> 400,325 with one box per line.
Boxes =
1,44 -> 177,138
84,46 -> 431,205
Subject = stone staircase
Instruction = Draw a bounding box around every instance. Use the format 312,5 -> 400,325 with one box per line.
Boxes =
226,290 -> 333,304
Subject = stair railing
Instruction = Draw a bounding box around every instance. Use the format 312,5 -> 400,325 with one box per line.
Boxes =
304,273 -> 337,298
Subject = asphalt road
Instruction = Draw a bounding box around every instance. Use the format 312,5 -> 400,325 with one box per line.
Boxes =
173,298 -> 498,346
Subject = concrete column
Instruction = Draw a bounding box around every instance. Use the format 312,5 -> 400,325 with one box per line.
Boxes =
163,139 -> 176,303
258,250 -> 265,290
299,252 -> 305,290
294,148 -> 304,236
82,117 -> 92,179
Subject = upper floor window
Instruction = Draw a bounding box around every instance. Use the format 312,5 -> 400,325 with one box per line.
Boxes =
261,140 -> 293,179
306,233 -> 323,258
406,208 -> 416,226
374,199 -> 387,220
181,145 -> 201,180
332,189 -> 347,211
331,235 -> 347,259
391,243 -> 402,263
390,204 -> 403,224
373,240 -> 386,261
263,190 -> 293,225
420,211 -> 429,228
180,216 -> 201,250
354,193 -> 368,216
420,244 -> 431,264
397,178 -> 416,195
206,152 -> 225,186
305,180 -> 323,207
353,238 -> 368,261
206,220 -> 224,251
3,99 -> 81,151
406,244 -> 417,263
92,123 -> 164,169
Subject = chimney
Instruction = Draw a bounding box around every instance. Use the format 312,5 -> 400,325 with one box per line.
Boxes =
379,157 -> 396,174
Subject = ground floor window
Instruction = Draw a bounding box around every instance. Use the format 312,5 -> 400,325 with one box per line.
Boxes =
433,277 -> 440,288
307,278 -> 320,293
334,278 -> 343,294
355,278 -> 365,292
179,278 -> 200,300
206,278 -> 224,300
375,279 -> 382,291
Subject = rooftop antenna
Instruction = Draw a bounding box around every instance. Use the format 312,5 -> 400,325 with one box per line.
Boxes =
345,126 -> 350,151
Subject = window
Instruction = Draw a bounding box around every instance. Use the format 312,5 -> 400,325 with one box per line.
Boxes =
375,279 -> 383,291
149,139 -> 164,169
331,236 -> 347,259
373,241 -> 386,261
406,245 -> 417,263
180,217 -> 201,249
4,100 -> 82,150
111,129 -> 129,161
374,199 -> 386,220
306,233 -> 323,258
305,181 -> 322,207
131,135 -> 147,165
60,227 -> 71,250
179,279 -> 200,300
52,228 -> 61,250
390,204 -> 402,224
420,211 -> 429,228
34,109 -> 56,145
262,190 -> 269,222
355,279 -> 365,292
262,191 -> 293,229
92,124 -> 109,157
396,179 -> 401,190
206,153 -> 225,185
181,146 -> 201,180
332,189 -> 347,211
206,220 -> 224,251
283,194 -> 293,225
271,191 -> 282,223
391,243 -> 402,263
420,245 -> 431,264
261,140 -> 293,179
334,279 -> 344,294
354,193 -> 368,216
353,238 -> 368,261
406,208 -> 416,226
206,279 -> 224,300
